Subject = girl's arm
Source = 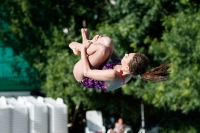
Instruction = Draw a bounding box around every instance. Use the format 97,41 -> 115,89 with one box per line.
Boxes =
81,42 -> 91,76
81,42 -> 116,81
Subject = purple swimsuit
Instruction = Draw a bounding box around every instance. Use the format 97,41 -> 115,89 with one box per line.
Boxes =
79,59 -> 121,90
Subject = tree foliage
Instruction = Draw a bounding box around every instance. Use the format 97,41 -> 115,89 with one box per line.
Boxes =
1,0 -> 200,132
96,0 -> 200,114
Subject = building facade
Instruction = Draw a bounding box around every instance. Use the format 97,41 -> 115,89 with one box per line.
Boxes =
0,42 -> 39,93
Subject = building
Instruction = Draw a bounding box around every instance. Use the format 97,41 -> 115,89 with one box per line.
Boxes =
0,42 -> 40,96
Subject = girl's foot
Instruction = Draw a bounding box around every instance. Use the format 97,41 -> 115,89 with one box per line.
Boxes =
69,28 -> 90,55
69,42 -> 80,55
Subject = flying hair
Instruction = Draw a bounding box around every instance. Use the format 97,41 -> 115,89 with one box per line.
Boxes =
128,53 -> 170,82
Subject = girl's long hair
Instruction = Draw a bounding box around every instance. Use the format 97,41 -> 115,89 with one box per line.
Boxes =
128,53 -> 170,81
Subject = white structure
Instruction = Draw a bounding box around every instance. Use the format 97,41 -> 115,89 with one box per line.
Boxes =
85,110 -> 106,133
21,96 -> 48,133
6,97 -> 29,133
43,97 -> 68,133
0,96 -> 68,133
0,96 -> 12,133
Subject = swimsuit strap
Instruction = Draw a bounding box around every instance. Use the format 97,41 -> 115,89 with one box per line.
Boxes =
116,71 -> 125,85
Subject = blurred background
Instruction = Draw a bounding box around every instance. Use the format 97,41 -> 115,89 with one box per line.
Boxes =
0,0 -> 200,132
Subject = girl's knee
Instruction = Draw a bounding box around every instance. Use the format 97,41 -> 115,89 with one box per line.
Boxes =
103,37 -> 114,47
96,37 -> 114,48
105,37 -> 114,55
99,44 -> 111,57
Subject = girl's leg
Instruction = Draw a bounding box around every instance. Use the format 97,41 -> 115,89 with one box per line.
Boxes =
73,43 -> 111,81
69,29 -> 114,56
72,29 -> 114,81
83,28 -> 114,53
69,28 -> 90,55
69,41 -> 103,56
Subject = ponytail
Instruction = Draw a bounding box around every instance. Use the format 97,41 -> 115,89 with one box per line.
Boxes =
140,62 -> 170,81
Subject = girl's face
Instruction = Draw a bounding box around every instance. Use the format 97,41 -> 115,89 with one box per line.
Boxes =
121,53 -> 135,72
121,53 -> 135,65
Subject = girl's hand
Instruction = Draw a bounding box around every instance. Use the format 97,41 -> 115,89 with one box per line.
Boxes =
92,35 -> 102,42
81,28 -> 89,45
83,40 -> 92,49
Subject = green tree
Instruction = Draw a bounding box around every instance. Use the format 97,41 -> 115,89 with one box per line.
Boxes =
0,0 -> 109,122
1,0 -> 200,132
94,0 -> 200,132
94,0 -> 200,113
